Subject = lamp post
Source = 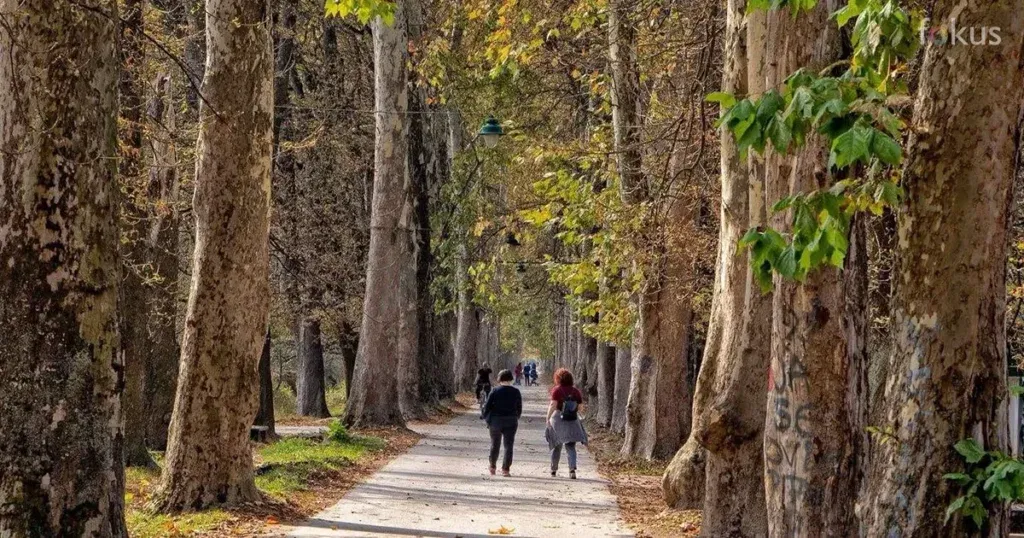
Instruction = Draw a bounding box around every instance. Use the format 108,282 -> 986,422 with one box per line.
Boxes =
478,115 -> 505,148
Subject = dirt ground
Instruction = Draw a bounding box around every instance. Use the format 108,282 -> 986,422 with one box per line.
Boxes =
585,423 -> 702,538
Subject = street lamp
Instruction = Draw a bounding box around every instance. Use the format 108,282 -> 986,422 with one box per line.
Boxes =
478,115 -> 505,148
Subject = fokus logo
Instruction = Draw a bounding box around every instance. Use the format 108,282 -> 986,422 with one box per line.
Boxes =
920,18 -> 1002,46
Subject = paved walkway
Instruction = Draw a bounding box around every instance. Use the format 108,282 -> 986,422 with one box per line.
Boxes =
284,385 -> 633,537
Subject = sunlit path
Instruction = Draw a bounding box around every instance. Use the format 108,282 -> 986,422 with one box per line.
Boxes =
282,386 -> 632,537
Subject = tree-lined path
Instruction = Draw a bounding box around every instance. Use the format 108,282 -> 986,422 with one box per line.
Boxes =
285,386 -> 631,537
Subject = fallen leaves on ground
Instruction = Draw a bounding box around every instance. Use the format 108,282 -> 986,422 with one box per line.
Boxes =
488,524 -> 516,535
585,422 -> 702,538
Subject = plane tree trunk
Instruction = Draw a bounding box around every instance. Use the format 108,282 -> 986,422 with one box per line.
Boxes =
156,0 -> 274,511
662,1 -> 771,527
297,317 -> 331,418
344,2 -> 415,427
0,2 -> 126,534
750,4 -> 867,535
611,343 -> 632,433
144,73 -> 181,452
596,342 -> 616,427
859,1 -> 1024,534
254,331 -> 276,436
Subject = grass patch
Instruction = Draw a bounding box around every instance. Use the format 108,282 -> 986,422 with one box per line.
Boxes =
275,383 -> 346,422
326,384 -> 347,415
124,432 -> 387,535
254,434 -> 385,499
126,509 -> 233,538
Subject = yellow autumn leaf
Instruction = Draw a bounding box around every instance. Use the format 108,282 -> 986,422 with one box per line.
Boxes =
488,525 -> 515,535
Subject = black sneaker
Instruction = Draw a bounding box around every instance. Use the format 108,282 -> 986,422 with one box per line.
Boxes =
550,471 -> 556,477
569,470 -> 577,480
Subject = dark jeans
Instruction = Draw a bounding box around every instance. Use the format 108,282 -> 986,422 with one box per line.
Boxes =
476,383 -> 491,402
488,422 -> 518,471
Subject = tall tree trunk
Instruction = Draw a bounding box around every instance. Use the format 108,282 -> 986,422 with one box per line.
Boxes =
254,331 -> 276,436
454,299 -> 481,391
156,0 -> 273,511
608,0 -> 645,204
120,0 -> 156,470
0,2 -> 126,534
860,1 -> 1024,534
297,317 -> 331,418
144,73 -> 181,452
622,267 -> 693,459
749,4 -> 865,535
339,320 -> 358,398
663,0 -> 771,530
344,3 -> 415,427
450,108 -> 480,392
578,329 -> 598,400
407,0 -> 442,413
596,342 -> 616,427
611,343 -> 632,433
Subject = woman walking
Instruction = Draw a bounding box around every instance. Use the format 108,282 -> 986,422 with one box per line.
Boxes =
481,369 -> 522,476
545,368 -> 587,479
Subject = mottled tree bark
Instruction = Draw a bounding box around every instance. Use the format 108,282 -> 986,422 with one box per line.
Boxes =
622,271 -> 692,459
859,1 -> 1024,534
611,343 -> 632,433
344,2 -> 415,427
144,73 -> 181,451
254,331 -> 276,436
596,342 -> 616,427
663,0 -> 770,530
750,4 -> 866,535
156,0 -> 273,511
297,317 -> 331,418
0,2 -> 126,534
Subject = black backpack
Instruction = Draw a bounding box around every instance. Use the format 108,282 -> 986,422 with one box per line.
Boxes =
561,398 -> 579,421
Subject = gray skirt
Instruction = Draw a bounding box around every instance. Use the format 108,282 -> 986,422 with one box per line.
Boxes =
545,414 -> 588,449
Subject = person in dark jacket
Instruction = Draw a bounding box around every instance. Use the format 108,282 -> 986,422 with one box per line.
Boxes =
481,369 -> 522,476
474,363 -> 493,405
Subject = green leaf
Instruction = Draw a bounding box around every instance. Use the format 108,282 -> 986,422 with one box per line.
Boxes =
706,92 -> 737,108
776,246 -> 798,278
766,115 -> 793,153
757,91 -> 785,124
833,2 -> 863,27
830,124 -> 873,168
943,473 -> 972,486
964,496 -> 987,528
870,130 -> 902,165
944,496 -> 966,524
955,439 -> 987,464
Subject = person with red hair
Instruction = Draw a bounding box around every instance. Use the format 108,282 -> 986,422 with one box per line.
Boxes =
544,368 -> 588,479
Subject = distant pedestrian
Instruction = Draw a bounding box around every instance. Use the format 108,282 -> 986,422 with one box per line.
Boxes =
514,362 -> 524,385
545,368 -> 587,479
481,369 -> 522,476
528,362 -> 538,386
475,363 -> 493,405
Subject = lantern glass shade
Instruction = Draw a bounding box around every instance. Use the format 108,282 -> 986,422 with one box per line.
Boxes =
478,115 -> 504,148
